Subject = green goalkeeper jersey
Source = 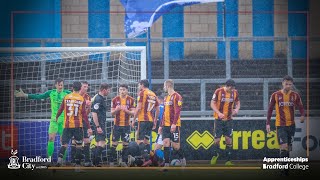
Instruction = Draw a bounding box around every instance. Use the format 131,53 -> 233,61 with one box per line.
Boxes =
28,89 -> 71,123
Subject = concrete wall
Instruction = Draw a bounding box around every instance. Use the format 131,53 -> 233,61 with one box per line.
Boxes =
184,3 -> 217,58
274,0 -> 288,58
61,0 -> 88,47
59,0 -> 312,60
238,0 -> 252,59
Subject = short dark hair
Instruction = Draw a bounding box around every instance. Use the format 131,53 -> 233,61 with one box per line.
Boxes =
73,81 -> 82,91
81,81 -> 89,85
139,79 -> 149,88
100,83 -> 110,91
55,78 -> 64,85
226,79 -> 236,87
119,84 -> 128,89
283,75 -> 293,82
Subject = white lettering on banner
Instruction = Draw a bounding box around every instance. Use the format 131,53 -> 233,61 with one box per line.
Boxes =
8,149 -> 50,170
262,157 -> 308,163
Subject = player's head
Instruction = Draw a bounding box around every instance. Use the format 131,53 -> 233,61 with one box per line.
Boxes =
225,79 -> 236,92
72,81 -> 82,92
119,84 -> 128,97
55,78 -> 64,92
100,83 -> 111,96
163,79 -> 174,93
80,81 -> 89,94
282,75 -> 294,92
138,79 -> 149,91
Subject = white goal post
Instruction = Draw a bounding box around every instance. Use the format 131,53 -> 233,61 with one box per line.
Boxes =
0,46 -> 146,160
0,46 -> 146,79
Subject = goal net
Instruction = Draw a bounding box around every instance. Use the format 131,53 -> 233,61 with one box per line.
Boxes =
0,46 -> 146,161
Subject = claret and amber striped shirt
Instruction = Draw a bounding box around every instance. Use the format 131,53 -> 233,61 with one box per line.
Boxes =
137,89 -> 159,122
212,87 -> 239,120
56,92 -> 89,128
161,92 -> 182,127
112,95 -> 135,126
266,90 -> 305,126
82,92 -> 91,115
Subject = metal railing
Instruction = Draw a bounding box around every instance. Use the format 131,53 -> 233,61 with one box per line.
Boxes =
1,36 -> 317,80
1,36 -> 319,118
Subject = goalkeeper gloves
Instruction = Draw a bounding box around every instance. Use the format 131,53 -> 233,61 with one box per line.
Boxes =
15,88 -> 28,98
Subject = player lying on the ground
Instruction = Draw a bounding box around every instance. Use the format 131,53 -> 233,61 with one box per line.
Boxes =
126,140 -> 164,167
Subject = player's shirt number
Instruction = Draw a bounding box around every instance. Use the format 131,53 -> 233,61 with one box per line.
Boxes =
147,99 -> 156,112
67,103 -> 79,117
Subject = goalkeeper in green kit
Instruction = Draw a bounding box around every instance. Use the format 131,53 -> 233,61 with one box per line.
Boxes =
15,78 -> 71,161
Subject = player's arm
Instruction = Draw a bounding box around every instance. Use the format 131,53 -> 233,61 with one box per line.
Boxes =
211,90 -> 224,119
232,92 -> 241,116
153,98 -> 160,130
126,107 -> 135,116
296,93 -> 305,123
85,98 -> 91,115
56,98 -> 65,121
131,102 -> 141,128
171,95 -> 182,132
123,99 -> 135,116
15,89 -> 52,99
132,92 -> 143,127
92,111 -> 102,134
82,102 -> 92,135
111,98 -> 121,116
91,99 -> 103,134
266,93 -> 276,133
133,102 -> 141,119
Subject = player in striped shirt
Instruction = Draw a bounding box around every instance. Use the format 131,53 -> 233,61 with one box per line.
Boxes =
110,84 -> 135,166
132,79 -> 160,153
210,79 -> 240,166
55,81 -> 92,167
70,81 -> 92,166
266,75 -> 305,176
79,81 -> 92,166
158,79 -> 186,168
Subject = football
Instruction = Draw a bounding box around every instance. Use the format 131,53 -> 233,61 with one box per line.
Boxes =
170,159 -> 181,166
